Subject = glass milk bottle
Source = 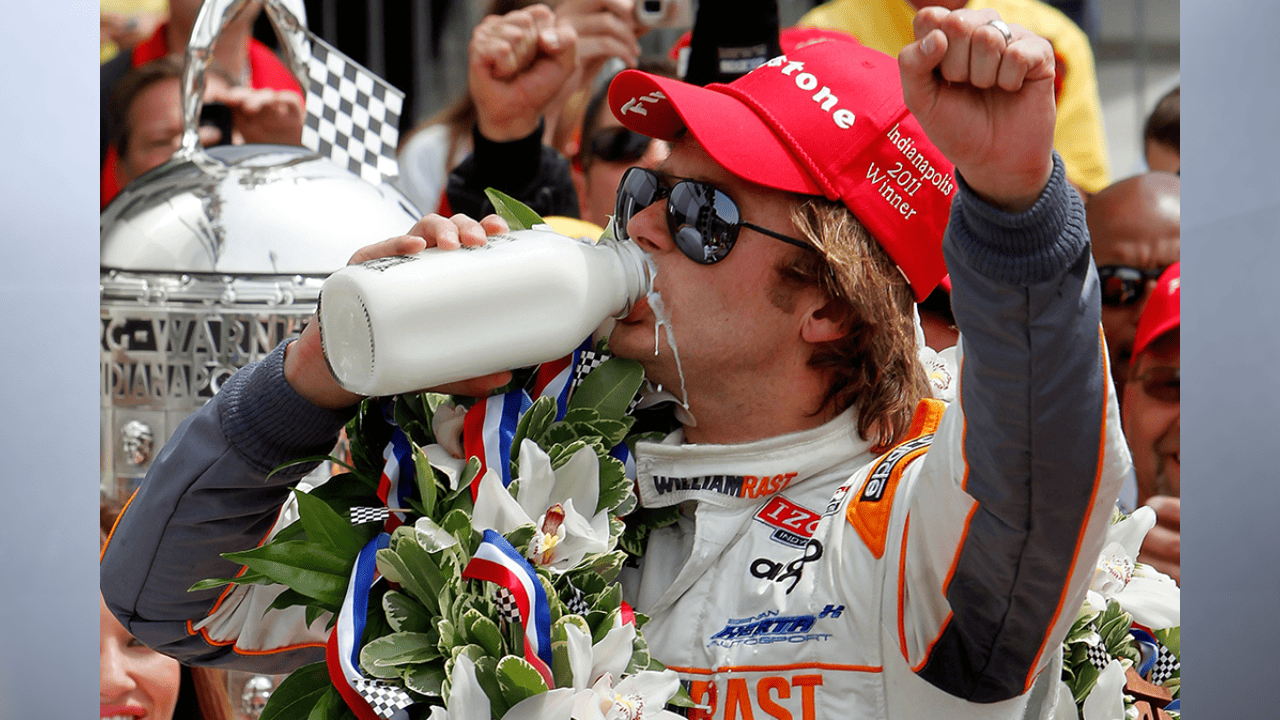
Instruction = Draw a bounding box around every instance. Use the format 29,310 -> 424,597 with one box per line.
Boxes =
317,228 -> 653,396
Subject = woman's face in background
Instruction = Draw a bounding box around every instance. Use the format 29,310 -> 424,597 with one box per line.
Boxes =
100,594 -> 181,720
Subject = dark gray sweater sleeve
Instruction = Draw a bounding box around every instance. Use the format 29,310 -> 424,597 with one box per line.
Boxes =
101,340 -> 357,672
913,153 -> 1121,702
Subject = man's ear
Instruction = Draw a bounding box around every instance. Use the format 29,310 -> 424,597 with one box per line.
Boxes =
801,295 -> 852,344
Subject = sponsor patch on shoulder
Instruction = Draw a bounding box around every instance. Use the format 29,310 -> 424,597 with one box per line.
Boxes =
847,434 -> 932,558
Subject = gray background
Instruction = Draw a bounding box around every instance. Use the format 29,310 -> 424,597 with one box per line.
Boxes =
0,0 -> 1262,716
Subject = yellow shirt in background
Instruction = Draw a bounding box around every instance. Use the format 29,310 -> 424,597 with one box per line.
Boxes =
100,0 -> 168,63
799,0 -> 1111,194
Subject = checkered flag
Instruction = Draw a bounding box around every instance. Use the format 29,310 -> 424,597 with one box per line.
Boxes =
563,581 -> 591,616
300,30 -> 403,186
1084,641 -> 1111,671
353,677 -> 414,719
493,586 -> 522,623
350,507 -> 391,525
1148,643 -> 1179,685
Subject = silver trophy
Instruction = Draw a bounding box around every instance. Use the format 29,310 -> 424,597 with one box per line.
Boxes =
100,0 -> 420,501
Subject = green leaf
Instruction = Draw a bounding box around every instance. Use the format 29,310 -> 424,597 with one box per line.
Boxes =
258,661 -> 331,720
412,441 -> 439,517
566,357 -> 644,420
376,544 -> 439,609
305,684 -> 349,720
462,608 -> 506,657
472,654 -> 511,719
484,188 -> 546,230
266,587 -> 317,614
496,655 -> 550,708
384,590 -> 434,634
360,632 -> 442,671
222,540 -> 351,611
509,397 -> 559,473
403,663 -> 448,698
293,489 -> 369,558
188,566 -> 274,592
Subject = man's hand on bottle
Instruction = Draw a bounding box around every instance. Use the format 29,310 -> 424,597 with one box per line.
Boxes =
284,213 -> 514,408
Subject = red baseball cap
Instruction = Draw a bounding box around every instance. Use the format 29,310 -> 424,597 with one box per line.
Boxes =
610,37 -> 955,301
1131,262 -> 1180,361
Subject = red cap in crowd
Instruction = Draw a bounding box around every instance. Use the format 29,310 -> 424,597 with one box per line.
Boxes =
609,36 -> 956,301
1131,262 -> 1181,361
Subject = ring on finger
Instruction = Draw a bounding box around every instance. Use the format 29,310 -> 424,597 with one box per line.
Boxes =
986,18 -> 1012,44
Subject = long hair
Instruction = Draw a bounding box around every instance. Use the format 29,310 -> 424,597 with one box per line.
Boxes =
778,198 -> 930,450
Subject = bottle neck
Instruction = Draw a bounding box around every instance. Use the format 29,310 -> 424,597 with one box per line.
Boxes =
602,237 -> 654,318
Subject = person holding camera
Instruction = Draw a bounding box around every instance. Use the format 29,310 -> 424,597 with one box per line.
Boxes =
106,54 -> 305,192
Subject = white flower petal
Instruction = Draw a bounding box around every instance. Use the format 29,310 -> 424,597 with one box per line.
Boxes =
614,669 -> 680,709
1109,507 -> 1157,560
590,621 -> 638,684
428,705 -> 450,720
515,440 -> 558,516
1115,573 -> 1181,629
414,516 -> 459,552
432,402 -> 468,459
1081,659 -> 1127,720
565,623 -> 595,691
503,687 -> 578,720
449,655 -> 491,720
425,444 -> 467,490
551,445 -> 602,519
472,468 -> 532,534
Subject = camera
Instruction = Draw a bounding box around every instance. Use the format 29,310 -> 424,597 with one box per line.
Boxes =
635,0 -> 692,28
198,102 -> 234,147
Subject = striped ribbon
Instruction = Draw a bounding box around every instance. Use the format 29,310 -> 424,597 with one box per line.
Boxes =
327,533 -> 413,720
377,428 -> 414,531
462,529 -> 556,687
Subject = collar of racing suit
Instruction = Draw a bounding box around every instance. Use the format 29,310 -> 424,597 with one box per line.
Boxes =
633,406 -> 875,509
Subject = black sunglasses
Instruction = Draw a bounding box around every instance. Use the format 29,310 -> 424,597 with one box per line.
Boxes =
1097,265 -> 1168,306
584,127 -> 651,169
1131,365 -> 1179,404
612,167 -> 815,265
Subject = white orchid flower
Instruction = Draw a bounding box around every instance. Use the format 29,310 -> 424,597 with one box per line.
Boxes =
434,654 -> 579,720
1085,507 -> 1180,630
1080,660 -> 1127,720
471,439 -> 612,572
564,620 -> 637,691
572,670 -> 685,720
432,401 -> 468,459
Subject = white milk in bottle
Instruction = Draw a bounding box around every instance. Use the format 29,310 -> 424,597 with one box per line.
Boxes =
317,228 -> 653,396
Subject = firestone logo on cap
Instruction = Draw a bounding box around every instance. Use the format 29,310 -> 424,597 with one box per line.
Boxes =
757,55 -> 858,130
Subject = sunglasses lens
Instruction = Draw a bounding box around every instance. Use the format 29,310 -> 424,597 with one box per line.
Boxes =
592,128 -> 651,165
1137,367 -> 1179,403
1099,273 -> 1137,306
613,168 -> 661,241
668,181 -> 739,264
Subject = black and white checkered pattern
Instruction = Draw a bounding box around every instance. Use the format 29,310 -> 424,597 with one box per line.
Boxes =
301,31 -> 403,186
1148,644 -> 1179,685
353,677 -> 414,719
1084,641 -> 1111,671
350,506 -> 392,525
494,586 -> 522,623
569,349 -> 643,415
563,582 -> 591,616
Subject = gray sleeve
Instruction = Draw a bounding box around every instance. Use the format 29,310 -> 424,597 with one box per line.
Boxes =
101,340 -> 357,672
911,153 -> 1125,701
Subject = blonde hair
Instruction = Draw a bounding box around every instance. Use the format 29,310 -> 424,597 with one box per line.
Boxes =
778,197 -> 929,449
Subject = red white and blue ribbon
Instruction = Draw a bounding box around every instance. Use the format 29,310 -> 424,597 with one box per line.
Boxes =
377,428 -> 414,531
462,529 -> 555,687
327,533 -> 414,720
463,389 -> 533,499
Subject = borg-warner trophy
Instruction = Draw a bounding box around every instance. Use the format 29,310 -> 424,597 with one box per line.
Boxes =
100,0 -> 419,715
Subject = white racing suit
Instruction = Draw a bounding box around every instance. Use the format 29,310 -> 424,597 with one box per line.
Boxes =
102,154 -> 1128,719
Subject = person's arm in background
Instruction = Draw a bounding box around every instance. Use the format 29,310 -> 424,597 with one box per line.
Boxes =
446,2 -> 641,219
